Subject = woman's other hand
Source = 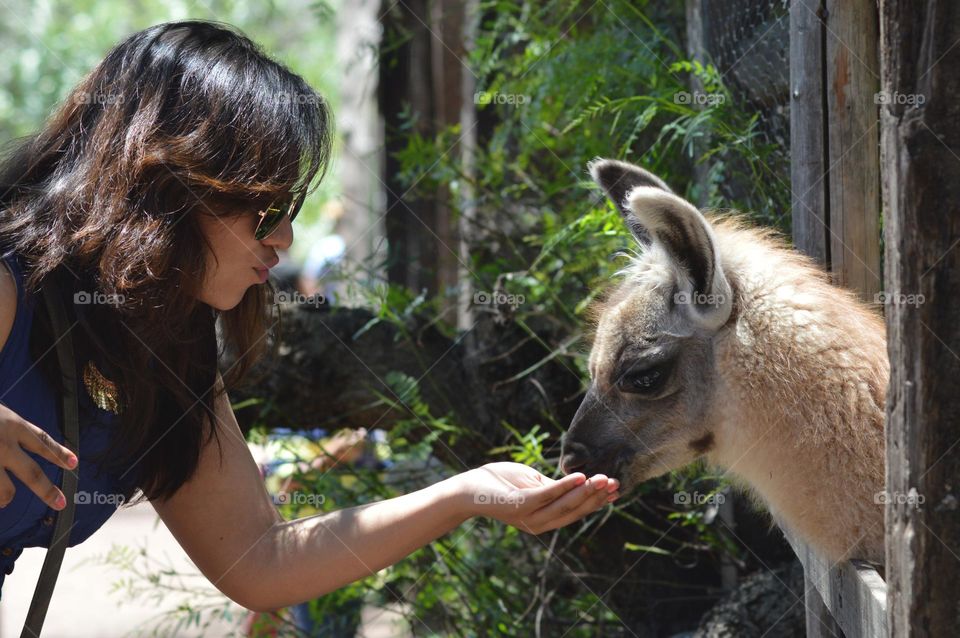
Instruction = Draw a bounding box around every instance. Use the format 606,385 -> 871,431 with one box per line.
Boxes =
0,403 -> 78,510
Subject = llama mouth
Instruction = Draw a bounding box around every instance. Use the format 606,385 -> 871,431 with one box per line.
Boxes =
593,450 -> 638,485
613,450 -> 664,491
605,457 -> 625,483
562,456 -> 621,483
587,467 -> 624,489
559,440 -> 638,484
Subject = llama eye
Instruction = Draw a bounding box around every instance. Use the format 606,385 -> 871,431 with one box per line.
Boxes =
617,364 -> 669,395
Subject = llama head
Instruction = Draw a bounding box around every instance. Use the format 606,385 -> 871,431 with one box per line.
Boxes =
560,159 -> 733,492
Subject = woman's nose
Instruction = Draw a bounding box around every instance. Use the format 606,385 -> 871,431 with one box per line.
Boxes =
262,214 -> 294,250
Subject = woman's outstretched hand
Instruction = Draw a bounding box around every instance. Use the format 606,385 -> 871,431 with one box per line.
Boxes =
455,461 -> 619,535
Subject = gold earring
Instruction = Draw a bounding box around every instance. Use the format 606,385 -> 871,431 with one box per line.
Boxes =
82,360 -> 123,415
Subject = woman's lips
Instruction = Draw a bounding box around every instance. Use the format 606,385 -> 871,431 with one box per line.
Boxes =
253,257 -> 278,284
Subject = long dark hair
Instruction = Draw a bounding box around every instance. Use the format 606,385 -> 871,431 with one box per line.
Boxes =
0,20 -> 332,501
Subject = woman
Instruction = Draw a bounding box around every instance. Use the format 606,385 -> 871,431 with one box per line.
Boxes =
0,21 -> 619,610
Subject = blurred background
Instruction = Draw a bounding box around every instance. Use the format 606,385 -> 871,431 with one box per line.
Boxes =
0,1 -> 806,636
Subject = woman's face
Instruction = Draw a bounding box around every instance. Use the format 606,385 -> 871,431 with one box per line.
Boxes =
195,207 -> 293,310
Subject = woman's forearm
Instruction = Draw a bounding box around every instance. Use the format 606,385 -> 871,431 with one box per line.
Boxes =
233,464 -> 618,611
240,473 -> 470,611
153,388 -> 618,614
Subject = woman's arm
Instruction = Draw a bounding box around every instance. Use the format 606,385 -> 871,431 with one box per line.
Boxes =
152,377 -> 619,612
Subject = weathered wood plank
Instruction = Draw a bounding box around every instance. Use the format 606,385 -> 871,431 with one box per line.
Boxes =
789,0 -> 828,265
824,0 -> 882,301
784,529 -> 888,638
805,577 -> 844,638
880,1 -> 960,635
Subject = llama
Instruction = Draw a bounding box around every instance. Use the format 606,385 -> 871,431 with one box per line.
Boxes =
560,159 -> 887,564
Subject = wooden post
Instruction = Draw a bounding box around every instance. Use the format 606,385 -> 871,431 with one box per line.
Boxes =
786,528 -> 888,637
790,0 -> 828,266
792,0 -> 881,294
805,586 -> 844,638
791,3 -> 884,635
824,0 -> 881,301
880,1 -> 960,635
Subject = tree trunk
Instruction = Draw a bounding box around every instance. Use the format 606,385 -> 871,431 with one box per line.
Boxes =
379,0 -> 438,294
378,0 -> 466,298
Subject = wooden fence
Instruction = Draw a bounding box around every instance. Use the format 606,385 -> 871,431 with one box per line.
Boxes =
790,0 -> 884,635
790,0 -> 960,635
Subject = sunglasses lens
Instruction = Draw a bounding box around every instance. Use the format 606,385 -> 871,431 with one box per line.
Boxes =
290,194 -> 305,222
254,200 -> 292,240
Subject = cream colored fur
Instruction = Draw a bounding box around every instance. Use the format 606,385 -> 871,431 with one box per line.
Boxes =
707,216 -> 886,563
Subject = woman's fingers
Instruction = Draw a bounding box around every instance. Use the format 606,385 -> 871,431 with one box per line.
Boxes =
522,475 -> 619,533
0,413 -> 75,510
538,484 -> 619,533
526,471 -> 586,508
17,419 -> 77,471
0,471 -> 16,508
6,452 -> 66,510
467,464 -> 620,533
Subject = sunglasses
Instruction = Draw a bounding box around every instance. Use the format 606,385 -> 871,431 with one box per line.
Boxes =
254,192 -> 306,240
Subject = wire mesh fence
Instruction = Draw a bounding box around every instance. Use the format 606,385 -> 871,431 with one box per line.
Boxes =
697,0 -> 792,227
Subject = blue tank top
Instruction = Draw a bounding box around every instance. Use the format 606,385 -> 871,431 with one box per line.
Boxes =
0,251 -> 137,597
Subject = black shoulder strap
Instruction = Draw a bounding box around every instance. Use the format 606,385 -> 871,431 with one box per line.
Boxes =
21,270 -> 80,638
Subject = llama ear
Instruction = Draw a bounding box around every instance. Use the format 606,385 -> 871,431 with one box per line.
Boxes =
589,158 -> 674,244
625,186 -> 733,331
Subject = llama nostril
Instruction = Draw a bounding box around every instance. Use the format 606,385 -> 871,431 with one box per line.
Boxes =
560,440 -> 592,475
